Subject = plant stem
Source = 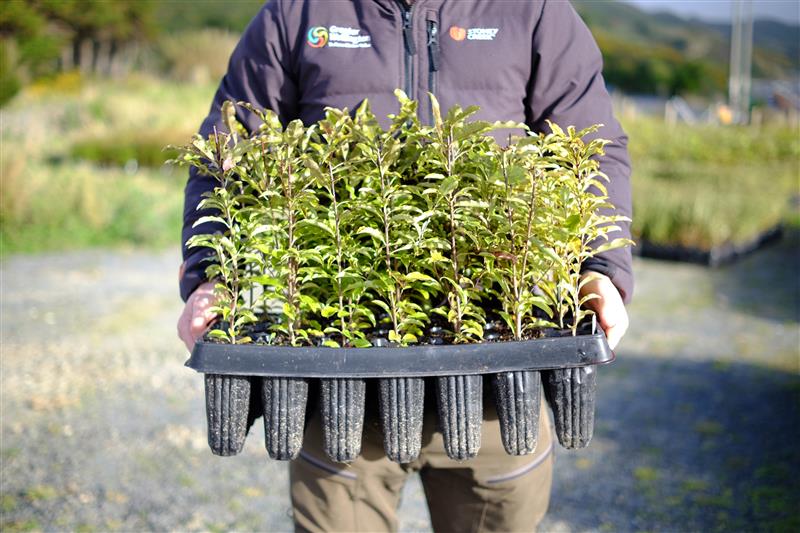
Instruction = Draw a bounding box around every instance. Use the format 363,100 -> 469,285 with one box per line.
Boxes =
501,150 -> 523,340
447,197 -> 462,335
443,128 -> 464,337
328,164 -> 348,343
376,150 -> 400,334
572,158 -> 586,336
213,129 -> 241,343
280,153 -> 298,345
260,139 -> 281,276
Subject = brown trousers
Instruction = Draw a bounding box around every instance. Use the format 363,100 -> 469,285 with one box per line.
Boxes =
290,385 -> 554,533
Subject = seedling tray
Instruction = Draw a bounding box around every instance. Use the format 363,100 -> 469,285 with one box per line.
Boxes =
187,322 -> 614,462
187,327 -> 613,378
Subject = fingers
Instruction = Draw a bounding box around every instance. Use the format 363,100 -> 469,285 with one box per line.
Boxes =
190,294 -> 216,337
177,281 -> 219,353
177,303 -> 195,352
599,305 -> 628,351
580,272 -> 629,351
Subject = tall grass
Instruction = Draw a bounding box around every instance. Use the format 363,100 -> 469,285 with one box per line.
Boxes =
1,75 -> 213,255
0,158 -> 183,253
71,130 -> 183,168
624,117 -> 799,249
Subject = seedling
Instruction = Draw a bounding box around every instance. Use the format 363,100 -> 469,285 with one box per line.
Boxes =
302,108 -> 373,347
172,95 -> 631,346
482,138 -> 554,341
534,122 -> 633,335
243,108 -> 320,346
170,104 -> 259,344
351,92 -> 439,345
419,96 -> 497,342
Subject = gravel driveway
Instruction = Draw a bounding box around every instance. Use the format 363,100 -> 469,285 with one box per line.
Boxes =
2,235 -> 798,532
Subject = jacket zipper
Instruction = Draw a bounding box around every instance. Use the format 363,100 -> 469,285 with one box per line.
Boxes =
396,0 -> 416,99
427,19 -> 439,123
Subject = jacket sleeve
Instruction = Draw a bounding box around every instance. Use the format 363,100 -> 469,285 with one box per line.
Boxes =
525,0 -> 634,303
180,1 -> 298,302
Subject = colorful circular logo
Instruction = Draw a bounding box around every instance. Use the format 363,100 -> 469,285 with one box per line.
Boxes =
307,26 -> 328,48
449,26 -> 466,41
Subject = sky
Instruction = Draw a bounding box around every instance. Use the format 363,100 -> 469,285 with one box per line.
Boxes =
625,0 -> 800,25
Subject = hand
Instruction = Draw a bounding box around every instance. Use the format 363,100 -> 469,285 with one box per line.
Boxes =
177,281 -> 219,352
579,272 -> 628,350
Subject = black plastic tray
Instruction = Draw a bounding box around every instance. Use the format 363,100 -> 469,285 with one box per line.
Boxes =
185,326 -> 614,378
188,322 -> 613,461
634,225 -> 782,267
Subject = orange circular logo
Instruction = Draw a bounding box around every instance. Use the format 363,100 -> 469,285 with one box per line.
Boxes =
449,26 -> 466,41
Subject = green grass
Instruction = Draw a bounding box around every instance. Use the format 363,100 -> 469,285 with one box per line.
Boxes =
624,117 -> 799,249
1,160 -> 184,254
1,75 -> 212,255
633,466 -> 660,483
71,131 -> 183,168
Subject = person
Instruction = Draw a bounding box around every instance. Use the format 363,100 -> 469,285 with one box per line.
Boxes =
177,1 -> 632,531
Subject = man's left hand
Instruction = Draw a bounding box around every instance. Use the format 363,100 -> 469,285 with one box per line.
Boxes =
579,272 -> 628,350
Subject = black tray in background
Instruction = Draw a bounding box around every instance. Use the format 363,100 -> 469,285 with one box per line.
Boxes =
186,322 -> 614,378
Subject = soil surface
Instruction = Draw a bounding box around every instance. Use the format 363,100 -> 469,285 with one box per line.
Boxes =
2,235 -> 798,532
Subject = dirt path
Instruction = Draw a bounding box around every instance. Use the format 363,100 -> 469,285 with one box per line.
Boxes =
1,237 -> 798,532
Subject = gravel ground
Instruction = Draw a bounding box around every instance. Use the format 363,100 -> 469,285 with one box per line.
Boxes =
1,235 -> 798,532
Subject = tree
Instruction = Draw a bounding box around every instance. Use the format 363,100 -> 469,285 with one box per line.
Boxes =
0,0 -> 158,104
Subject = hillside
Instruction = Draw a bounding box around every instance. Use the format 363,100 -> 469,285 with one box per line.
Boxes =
709,19 -> 800,74
573,0 -> 800,84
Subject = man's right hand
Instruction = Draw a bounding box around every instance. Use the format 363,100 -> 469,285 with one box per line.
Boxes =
177,281 -> 219,352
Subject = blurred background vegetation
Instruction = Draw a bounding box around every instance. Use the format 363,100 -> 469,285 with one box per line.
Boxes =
0,0 -> 798,256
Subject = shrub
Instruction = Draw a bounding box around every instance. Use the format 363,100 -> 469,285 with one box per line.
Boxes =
71,130 -> 187,168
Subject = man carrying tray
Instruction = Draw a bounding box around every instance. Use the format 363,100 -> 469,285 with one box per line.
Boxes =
178,1 -> 632,531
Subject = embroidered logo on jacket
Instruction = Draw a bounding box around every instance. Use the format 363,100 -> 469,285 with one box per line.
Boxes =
307,25 -> 372,48
449,26 -> 466,41
307,27 -> 328,48
448,26 -> 499,41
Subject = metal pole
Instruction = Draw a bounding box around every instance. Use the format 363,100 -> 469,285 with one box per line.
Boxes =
728,0 -> 754,124
741,0 -> 754,124
729,0 -> 742,122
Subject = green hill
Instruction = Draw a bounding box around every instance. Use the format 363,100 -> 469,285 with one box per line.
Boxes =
573,0 -> 799,93
155,0 -> 263,34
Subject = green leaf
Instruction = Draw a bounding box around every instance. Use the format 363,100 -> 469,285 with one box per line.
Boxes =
300,219 -> 336,237
193,215 -> 228,227
371,299 -> 391,315
357,226 -> 386,244
352,338 -> 373,348
404,272 -> 435,283
401,333 -> 418,343
592,238 -> 636,255
429,92 -> 443,130
207,329 -> 230,342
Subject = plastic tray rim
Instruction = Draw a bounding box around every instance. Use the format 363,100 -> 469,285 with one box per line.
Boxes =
185,326 -> 614,378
